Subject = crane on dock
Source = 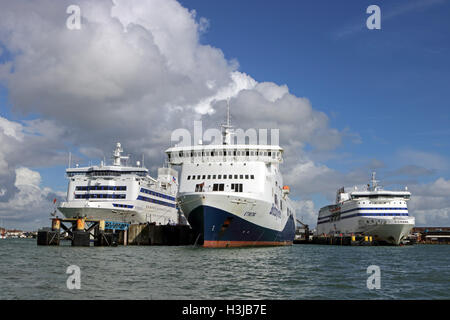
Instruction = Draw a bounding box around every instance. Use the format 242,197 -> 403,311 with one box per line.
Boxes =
295,218 -> 310,243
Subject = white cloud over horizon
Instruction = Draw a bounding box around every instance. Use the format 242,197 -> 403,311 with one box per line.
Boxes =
0,167 -> 63,230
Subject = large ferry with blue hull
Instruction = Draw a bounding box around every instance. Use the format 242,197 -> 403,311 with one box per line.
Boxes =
317,172 -> 415,245
165,107 -> 296,247
58,143 -> 180,225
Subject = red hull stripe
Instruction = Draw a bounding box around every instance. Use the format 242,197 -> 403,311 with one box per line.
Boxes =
203,240 -> 293,248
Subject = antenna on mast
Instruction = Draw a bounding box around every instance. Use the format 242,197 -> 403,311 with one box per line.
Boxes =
113,142 -> 129,166
221,99 -> 233,145
227,98 -> 231,128
371,172 -> 379,191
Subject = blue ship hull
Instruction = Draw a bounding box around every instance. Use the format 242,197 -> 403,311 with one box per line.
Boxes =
188,205 -> 295,247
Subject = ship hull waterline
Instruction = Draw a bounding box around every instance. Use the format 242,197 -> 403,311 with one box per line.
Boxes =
184,204 -> 295,248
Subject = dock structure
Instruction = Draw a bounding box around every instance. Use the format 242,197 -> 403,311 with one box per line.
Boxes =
125,223 -> 196,245
294,234 -> 375,246
37,217 -> 196,247
410,227 -> 450,244
37,218 -> 124,247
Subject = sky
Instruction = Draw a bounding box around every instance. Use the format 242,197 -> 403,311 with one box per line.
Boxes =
0,0 -> 449,230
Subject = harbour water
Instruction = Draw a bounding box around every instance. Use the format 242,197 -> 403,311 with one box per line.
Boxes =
0,239 -> 449,300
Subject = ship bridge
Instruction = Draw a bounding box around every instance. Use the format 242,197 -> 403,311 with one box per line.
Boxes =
165,144 -> 283,165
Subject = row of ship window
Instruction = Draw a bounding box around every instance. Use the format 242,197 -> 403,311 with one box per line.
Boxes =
140,188 -> 176,202
187,174 -> 255,181
76,185 -> 127,191
170,151 -> 280,158
113,204 -> 134,209
137,195 -> 177,208
320,212 -> 410,221
67,171 -> 146,177
195,183 -> 243,192
358,202 -> 405,205
75,194 -> 126,199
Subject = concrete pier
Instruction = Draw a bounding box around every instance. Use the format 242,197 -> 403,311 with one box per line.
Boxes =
37,229 -> 60,246
126,224 -> 196,245
295,235 -> 375,246
37,217 -> 196,247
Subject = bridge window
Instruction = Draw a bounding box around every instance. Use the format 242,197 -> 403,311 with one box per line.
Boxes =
231,183 -> 243,192
213,183 -> 225,192
75,185 -> 127,191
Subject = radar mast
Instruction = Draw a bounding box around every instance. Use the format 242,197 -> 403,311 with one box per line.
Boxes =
221,99 -> 234,145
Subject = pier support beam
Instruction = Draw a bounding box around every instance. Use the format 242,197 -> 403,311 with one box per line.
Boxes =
37,230 -> 60,245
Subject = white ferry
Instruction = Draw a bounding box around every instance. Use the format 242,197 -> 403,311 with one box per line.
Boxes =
58,143 -> 180,225
165,106 -> 296,247
316,172 -> 415,245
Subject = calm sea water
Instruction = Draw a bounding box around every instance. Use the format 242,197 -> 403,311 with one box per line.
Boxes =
0,238 -> 449,300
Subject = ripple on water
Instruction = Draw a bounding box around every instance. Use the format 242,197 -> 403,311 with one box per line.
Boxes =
0,240 -> 449,299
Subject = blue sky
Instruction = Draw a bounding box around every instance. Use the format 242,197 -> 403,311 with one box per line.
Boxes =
180,0 -> 450,180
0,0 -> 449,229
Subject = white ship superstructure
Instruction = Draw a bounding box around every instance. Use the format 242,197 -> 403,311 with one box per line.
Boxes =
58,143 -> 179,225
317,172 -> 415,245
165,104 -> 296,247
